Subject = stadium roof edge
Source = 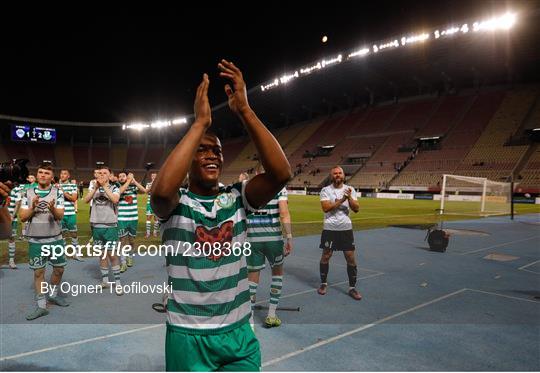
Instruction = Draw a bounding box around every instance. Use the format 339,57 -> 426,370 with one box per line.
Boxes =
0,113 -> 124,127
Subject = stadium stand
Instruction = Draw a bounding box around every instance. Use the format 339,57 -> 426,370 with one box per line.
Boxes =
455,87 -> 538,181
54,144 -> 75,170
125,145 -> 145,170
518,145 -> 540,190
1,85 -> 538,192
110,145 -> 128,171
390,89 -> 506,189
29,144 -> 56,167
90,145 -> 110,167
73,145 -> 90,170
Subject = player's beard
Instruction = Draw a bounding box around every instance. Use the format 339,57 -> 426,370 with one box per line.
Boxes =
332,176 -> 344,187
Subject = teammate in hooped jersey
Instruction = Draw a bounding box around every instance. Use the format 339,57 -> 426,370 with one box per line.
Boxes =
117,171 -> 147,272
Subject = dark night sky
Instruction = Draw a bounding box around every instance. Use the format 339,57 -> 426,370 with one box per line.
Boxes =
0,1 -> 528,123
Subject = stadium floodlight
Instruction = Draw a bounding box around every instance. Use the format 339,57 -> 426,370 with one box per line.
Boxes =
401,33 -> 430,46
126,123 -> 149,131
258,10 -> 517,93
473,12 -> 516,32
348,48 -> 370,58
300,62 -> 322,75
261,78 -> 280,91
378,40 -> 400,51
280,71 -> 299,84
172,118 -> 187,125
321,55 -> 342,68
499,13 -> 517,29
150,120 -> 171,129
441,26 -> 459,36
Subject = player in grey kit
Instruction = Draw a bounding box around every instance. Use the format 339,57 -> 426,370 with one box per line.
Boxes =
317,166 -> 361,300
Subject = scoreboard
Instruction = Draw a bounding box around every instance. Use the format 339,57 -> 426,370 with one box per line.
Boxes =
11,124 -> 57,144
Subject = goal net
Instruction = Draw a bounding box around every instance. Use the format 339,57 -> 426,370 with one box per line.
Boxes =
440,174 -> 512,216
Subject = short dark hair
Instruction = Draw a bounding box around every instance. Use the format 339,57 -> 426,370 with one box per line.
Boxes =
60,169 -> 70,175
98,165 -> 111,172
38,163 -> 54,172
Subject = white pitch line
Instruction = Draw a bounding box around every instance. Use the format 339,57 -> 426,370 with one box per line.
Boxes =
262,288 -> 468,367
459,235 -> 539,255
0,273 -> 384,362
465,288 -> 540,304
518,259 -> 540,270
520,268 -> 540,275
0,324 -> 163,362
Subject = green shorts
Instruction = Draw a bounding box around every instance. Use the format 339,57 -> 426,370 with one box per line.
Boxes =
146,203 -> 154,215
166,322 -> 261,372
92,226 -> 119,249
61,214 -> 77,232
247,240 -> 285,272
11,220 -> 17,237
118,220 -> 138,238
28,239 -> 67,269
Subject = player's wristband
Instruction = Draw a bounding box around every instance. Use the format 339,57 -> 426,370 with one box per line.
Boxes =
285,234 -> 293,239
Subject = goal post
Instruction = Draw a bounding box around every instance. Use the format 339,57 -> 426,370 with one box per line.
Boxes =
439,174 -> 512,217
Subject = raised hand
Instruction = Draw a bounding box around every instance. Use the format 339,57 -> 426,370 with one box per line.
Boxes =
48,199 -> 56,212
194,73 -> 212,128
0,182 -> 12,200
218,59 -> 249,115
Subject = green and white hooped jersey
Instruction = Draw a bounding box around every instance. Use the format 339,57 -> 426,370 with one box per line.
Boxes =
7,185 -> 23,216
59,182 -> 77,216
119,185 -> 139,221
161,181 -> 256,333
247,188 -> 287,243
145,182 -> 152,208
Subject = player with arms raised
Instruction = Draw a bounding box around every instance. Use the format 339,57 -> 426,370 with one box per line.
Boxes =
151,60 -> 292,371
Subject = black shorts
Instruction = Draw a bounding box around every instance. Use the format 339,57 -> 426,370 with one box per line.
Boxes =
319,229 -> 355,251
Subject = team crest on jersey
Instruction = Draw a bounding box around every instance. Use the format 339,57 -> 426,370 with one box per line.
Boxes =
195,221 -> 234,261
215,193 -> 235,209
124,195 -> 134,204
